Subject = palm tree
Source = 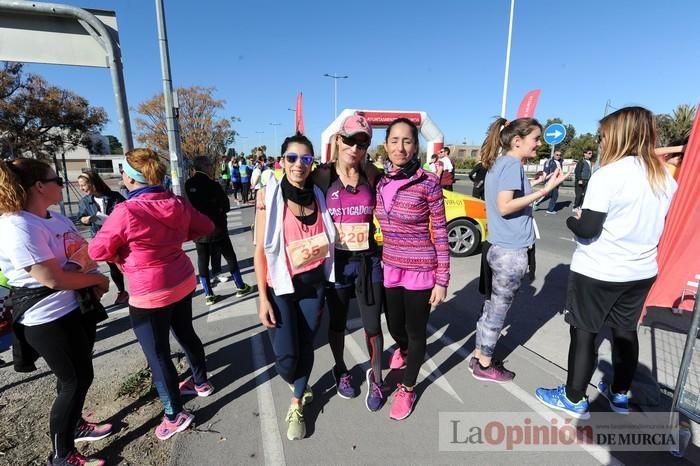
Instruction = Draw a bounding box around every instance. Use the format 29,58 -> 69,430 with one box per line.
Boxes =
656,104 -> 696,146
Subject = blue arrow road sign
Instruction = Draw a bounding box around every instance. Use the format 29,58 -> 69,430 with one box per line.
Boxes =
543,123 -> 566,145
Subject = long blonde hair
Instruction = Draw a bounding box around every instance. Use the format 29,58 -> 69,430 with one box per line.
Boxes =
480,117 -> 542,169
598,106 -> 668,194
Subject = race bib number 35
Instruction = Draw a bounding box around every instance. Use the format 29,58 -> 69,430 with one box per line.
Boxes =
335,222 -> 370,251
286,232 -> 330,270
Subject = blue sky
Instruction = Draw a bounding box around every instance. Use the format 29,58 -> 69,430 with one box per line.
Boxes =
20,0 -> 700,155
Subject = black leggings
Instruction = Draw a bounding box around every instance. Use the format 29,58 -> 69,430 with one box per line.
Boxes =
326,281 -> 384,383
384,287 -> 432,387
240,181 -> 251,202
195,237 -> 243,287
23,308 -> 96,458
107,262 -> 125,292
565,325 -> 639,403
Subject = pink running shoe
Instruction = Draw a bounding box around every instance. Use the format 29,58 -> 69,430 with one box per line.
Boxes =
74,418 -> 113,443
155,410 -> 194,440
389,349 -> 407,370
471,359 -> 515,383
389,384 -> 416,420
49,449 -> 105,466
179,376 -> 214,397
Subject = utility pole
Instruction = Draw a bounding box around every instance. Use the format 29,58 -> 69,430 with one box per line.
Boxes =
269,123 -> 281,156
155,0 -> 184,194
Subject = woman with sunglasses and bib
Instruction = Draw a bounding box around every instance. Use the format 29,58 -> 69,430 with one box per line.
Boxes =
313,114 -> 386,411
0,159 -> 112,466
254,134 -> 336,441
375,118 -> 450,421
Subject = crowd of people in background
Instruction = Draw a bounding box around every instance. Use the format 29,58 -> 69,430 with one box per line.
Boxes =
0,106 -> 686,463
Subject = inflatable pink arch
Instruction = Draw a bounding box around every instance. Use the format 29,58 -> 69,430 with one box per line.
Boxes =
320,109 -> 444,163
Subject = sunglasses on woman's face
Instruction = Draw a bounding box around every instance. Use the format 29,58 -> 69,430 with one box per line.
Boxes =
39,176 -> 64,187
341,135 -> 370,150
284,153 -> 314,166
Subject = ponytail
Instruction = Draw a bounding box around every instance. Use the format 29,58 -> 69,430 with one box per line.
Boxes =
480,117 -> 543,170
480,117 -> 508,170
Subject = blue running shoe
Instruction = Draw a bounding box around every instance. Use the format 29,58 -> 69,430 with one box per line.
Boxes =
365,368 -> 384,412
597,381 -> 629,414
535,384 -> 590,420
332,367 -> 357,399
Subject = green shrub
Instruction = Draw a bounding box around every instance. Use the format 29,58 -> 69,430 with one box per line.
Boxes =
456,158 -> 479,170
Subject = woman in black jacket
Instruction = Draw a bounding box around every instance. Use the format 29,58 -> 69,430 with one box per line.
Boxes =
77,171 -> 128,305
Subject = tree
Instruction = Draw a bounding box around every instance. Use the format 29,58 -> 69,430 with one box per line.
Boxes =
0,62 -> 108,160
105,135 -> 123,154
656,104 -> 696,146
373,144 -> 388,161
537,118 -> 576,158
565,133 -> 597,159
135,86 -> 238,161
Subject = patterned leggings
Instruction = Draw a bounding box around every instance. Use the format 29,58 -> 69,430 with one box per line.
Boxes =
475,244 -> 529,357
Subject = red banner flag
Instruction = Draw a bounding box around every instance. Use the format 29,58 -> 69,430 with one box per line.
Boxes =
295,92 -> 305,135
644,103 -> 700,313
516,89 -> 541,119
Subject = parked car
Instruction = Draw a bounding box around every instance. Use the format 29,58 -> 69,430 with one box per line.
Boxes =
374,189 -> 487,257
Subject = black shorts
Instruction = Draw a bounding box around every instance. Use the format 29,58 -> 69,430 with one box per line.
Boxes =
564,271 -> 656,333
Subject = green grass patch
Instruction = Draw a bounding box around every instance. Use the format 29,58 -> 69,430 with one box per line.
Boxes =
116,367 -> 155,399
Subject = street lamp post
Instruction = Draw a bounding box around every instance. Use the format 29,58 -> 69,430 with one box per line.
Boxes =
269,123 -> 281,156
500,0 -> 515,118
255,131 -> 264,148
603,99 -> 617,116
287,108 -> 296,129
155,0 -> 184,194
323,73 -> 349,118
237,135 -> 248,155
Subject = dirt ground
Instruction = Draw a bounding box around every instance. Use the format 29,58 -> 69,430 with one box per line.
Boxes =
0,306 -> 176,465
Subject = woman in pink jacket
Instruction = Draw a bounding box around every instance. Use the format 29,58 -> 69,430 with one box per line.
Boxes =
89,148 -> 215,441
375,118 -> 450,420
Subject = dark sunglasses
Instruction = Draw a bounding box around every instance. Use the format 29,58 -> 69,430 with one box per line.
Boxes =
39,176 -> 64,187
284,153 -> 314,166
341,135 -> 370,150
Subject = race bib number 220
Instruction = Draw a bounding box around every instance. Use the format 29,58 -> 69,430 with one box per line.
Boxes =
335,222 -> 370,251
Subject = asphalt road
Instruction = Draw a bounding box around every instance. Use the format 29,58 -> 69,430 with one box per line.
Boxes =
86,179 -> 699,465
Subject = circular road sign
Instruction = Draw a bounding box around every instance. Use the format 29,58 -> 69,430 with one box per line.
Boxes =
543,123 -> 567,145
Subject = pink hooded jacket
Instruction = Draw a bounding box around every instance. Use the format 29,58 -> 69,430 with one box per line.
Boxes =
88,191 -> 214,309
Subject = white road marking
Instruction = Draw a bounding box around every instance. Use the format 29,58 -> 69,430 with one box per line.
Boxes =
206,298 -> 259,323
425,324 -> 621,465
346,318 -> 463,402
251,333 -> 286,466
558,236 -> 576,243
499,381 -> 621,465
